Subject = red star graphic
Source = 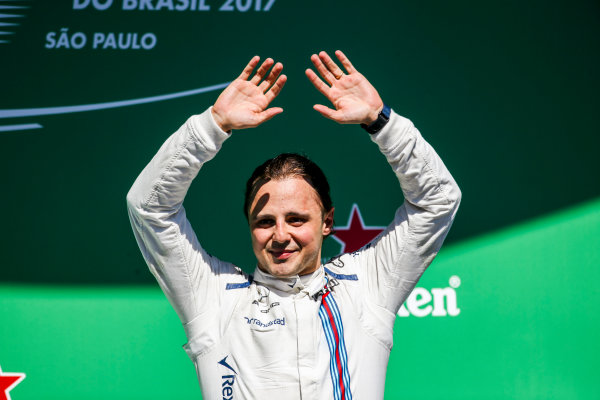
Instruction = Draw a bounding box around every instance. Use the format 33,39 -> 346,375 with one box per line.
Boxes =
332,204 -> 385,253
0,365 -> 26,400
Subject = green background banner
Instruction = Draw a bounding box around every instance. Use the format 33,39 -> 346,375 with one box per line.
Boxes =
1,0 -> 599,398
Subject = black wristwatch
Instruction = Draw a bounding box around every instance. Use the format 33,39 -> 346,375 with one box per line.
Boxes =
361,103 -> 391,135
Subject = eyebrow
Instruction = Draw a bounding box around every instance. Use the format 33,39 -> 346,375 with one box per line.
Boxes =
252,211 -> 311,221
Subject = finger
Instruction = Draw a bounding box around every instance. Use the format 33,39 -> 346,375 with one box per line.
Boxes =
250,58 -> 274,84
335,50 -> 355,74
239,56 -> 260,80
313,104 -> 341,121
265,74 -> 287,104
311,53 -> 336,85
258,62 -> 283,92
305,68 -> 331,99
319,51 -> 344,79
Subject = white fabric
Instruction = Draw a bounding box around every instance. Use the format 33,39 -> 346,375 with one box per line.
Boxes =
127,107 -> 461,399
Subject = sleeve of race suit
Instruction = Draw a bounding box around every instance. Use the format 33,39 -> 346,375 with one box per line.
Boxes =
352,110 -> 462,314
126,108 -> 245,331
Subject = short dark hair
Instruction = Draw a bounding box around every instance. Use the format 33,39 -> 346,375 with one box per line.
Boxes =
244,153 -> 333,221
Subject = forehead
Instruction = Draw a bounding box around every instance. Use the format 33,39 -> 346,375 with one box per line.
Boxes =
250,177 -> 323,217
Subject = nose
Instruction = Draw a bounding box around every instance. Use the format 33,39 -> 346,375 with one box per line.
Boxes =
272,220 -> 290,243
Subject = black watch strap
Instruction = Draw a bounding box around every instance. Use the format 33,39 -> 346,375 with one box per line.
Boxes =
361,104 -> 391,135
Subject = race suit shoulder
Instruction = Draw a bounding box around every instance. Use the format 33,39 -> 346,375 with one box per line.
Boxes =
126,107 -> 461,400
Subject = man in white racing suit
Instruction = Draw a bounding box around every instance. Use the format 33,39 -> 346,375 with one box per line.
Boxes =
127,50 -> 461,399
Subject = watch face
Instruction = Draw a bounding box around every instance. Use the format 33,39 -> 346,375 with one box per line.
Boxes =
362,104 -> 391,134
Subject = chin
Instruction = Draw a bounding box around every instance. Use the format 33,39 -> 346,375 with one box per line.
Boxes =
267,264 -> 298,278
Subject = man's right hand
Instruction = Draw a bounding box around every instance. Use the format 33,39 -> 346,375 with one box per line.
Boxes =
212,56 -> 287,132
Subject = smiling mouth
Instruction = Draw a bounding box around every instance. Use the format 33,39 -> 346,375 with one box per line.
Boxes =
269,249 -> 297,260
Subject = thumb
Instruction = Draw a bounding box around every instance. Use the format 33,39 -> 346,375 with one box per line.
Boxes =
313,104 -> 341,122
257,107 -> 283,124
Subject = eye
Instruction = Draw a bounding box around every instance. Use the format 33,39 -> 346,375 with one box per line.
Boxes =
255,218 -> 275,228
287,216 -> 306,226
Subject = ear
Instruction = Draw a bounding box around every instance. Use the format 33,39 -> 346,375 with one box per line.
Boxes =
322,207 -> 335,236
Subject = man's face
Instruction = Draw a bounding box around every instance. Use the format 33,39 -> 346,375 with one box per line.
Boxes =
249,177 -> 334,278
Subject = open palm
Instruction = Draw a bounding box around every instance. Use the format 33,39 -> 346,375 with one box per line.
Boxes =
306,50 -> 383,125
212,57 -> 287,132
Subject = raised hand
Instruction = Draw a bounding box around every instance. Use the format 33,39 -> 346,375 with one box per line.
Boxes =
212,56 -> 287,132
305,50 -> 383,125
